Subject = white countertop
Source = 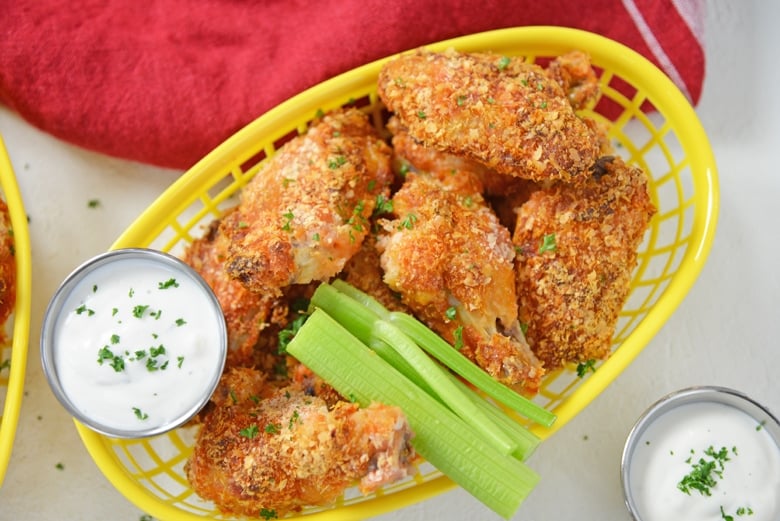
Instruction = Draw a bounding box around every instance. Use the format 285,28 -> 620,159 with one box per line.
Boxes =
1,2 -> 778,520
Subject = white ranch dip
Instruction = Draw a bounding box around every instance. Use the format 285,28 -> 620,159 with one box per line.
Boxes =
43,249 -> 226,437
628,401 -> 780,521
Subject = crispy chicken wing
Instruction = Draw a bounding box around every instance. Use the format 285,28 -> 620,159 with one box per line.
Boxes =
377,48 -> 601,185
513,156 -> 656,369
221,108 -> 394,297
183,209 -> 282,370
377,173 -> 543,395
388,117 -> 538,233
187,367 -> 415,517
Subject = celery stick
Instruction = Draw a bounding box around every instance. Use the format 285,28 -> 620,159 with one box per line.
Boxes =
445,371 -> 540,461
287,309 -> 539,519
370,320 -> 517,455
326,281 -> 556,427
332,278 -> 390,318
388,311 -> 556,428
372,337 -> 539,461
312,283 -> 517,454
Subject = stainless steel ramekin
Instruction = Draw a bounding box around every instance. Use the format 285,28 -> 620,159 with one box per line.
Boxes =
40,248 -> 227,439
621,386 -> 780,520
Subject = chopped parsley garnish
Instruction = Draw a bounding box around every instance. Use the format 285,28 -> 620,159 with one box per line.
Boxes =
132,304 -> 150,318
497,56 -> 511,70
158,278 -> 179,289
149,345 -> 166,358
278,312 -> 309,354
87,199 -> 101,209
110,334 -> 120,344
289,410 -> 301,429
457,95 -> 467,106
327,155 -> 347,169
281,210 -> 295,231
576,359 -> 597,377
175,318 -> 186,327
132,407 -> 149,420
720,505 -> 755,520
416,110 -> 427,119
75,304 -> 95,316
264,423 -> 281,434
177,356 -> 184,368
55,462 -> 65,471
240,424 -> 259,439
259,508 -> 278,520
445,306 -> 457,320
538,233 -> 557,253
0,358 -> 10,372
453,325 -> 464,350
374,194 -> 394,215
398,213 -> 418,230
677,445 -> 731,496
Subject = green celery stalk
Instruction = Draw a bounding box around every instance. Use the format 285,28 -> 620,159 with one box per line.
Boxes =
328,280 -> 556,428
312,283 -> 517,454
388,311 -> 556,428
444,371 -> 540,461
370,320 -> 517,455
287,309 -> 539,519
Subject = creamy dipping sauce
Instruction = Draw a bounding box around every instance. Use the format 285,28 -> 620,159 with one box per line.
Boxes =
43,250 -> 226,437
628,401 -> 780,521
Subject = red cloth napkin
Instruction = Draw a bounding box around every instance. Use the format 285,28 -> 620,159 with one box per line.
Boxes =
0,0 -> 705,170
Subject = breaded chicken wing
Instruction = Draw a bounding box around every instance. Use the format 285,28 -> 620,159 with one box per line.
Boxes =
0,198 -> 15,334
183,209 -> 281,370
221,108 -> 394,297
388,117 -> 538,233
339,233 -> 408,313
377,173 -> 543,395
377,48 -> 601,185
513,156 -> 656,370
187,367 -> 415,517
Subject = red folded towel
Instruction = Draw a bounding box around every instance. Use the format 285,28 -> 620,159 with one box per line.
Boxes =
0,0 -> 704,170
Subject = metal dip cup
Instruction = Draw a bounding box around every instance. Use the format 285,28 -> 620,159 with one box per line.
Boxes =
41,248 -> 227,439
621,386 -> 780,521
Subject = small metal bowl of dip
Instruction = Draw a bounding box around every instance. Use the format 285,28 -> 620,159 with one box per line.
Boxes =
41,248 -> 227,439
621,386 -> 780,521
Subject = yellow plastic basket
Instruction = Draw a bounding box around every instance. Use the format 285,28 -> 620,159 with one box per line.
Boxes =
75,26 -> 718,520
0,134 -> 32,488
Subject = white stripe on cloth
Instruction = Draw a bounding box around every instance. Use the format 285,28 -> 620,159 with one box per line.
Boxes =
621,0 -> 693,101
671,0 -> 705,46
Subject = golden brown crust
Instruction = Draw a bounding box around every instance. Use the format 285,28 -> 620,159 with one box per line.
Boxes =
221,108 -> 394,296
513,156 -> 656,369
187,369 -> 414,517
378,48 -> 602,184
377,173 -> 543,394
184,211 -> 280,370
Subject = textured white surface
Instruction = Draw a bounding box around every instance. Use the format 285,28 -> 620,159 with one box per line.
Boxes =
0,2 -> 778,520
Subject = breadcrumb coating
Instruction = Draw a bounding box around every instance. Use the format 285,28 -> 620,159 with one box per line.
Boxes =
378,48 -> 602,184
378,173 -> 543,394
221,108 -> 393,296
186,367 -> 415,517
513,156 -> 656,369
